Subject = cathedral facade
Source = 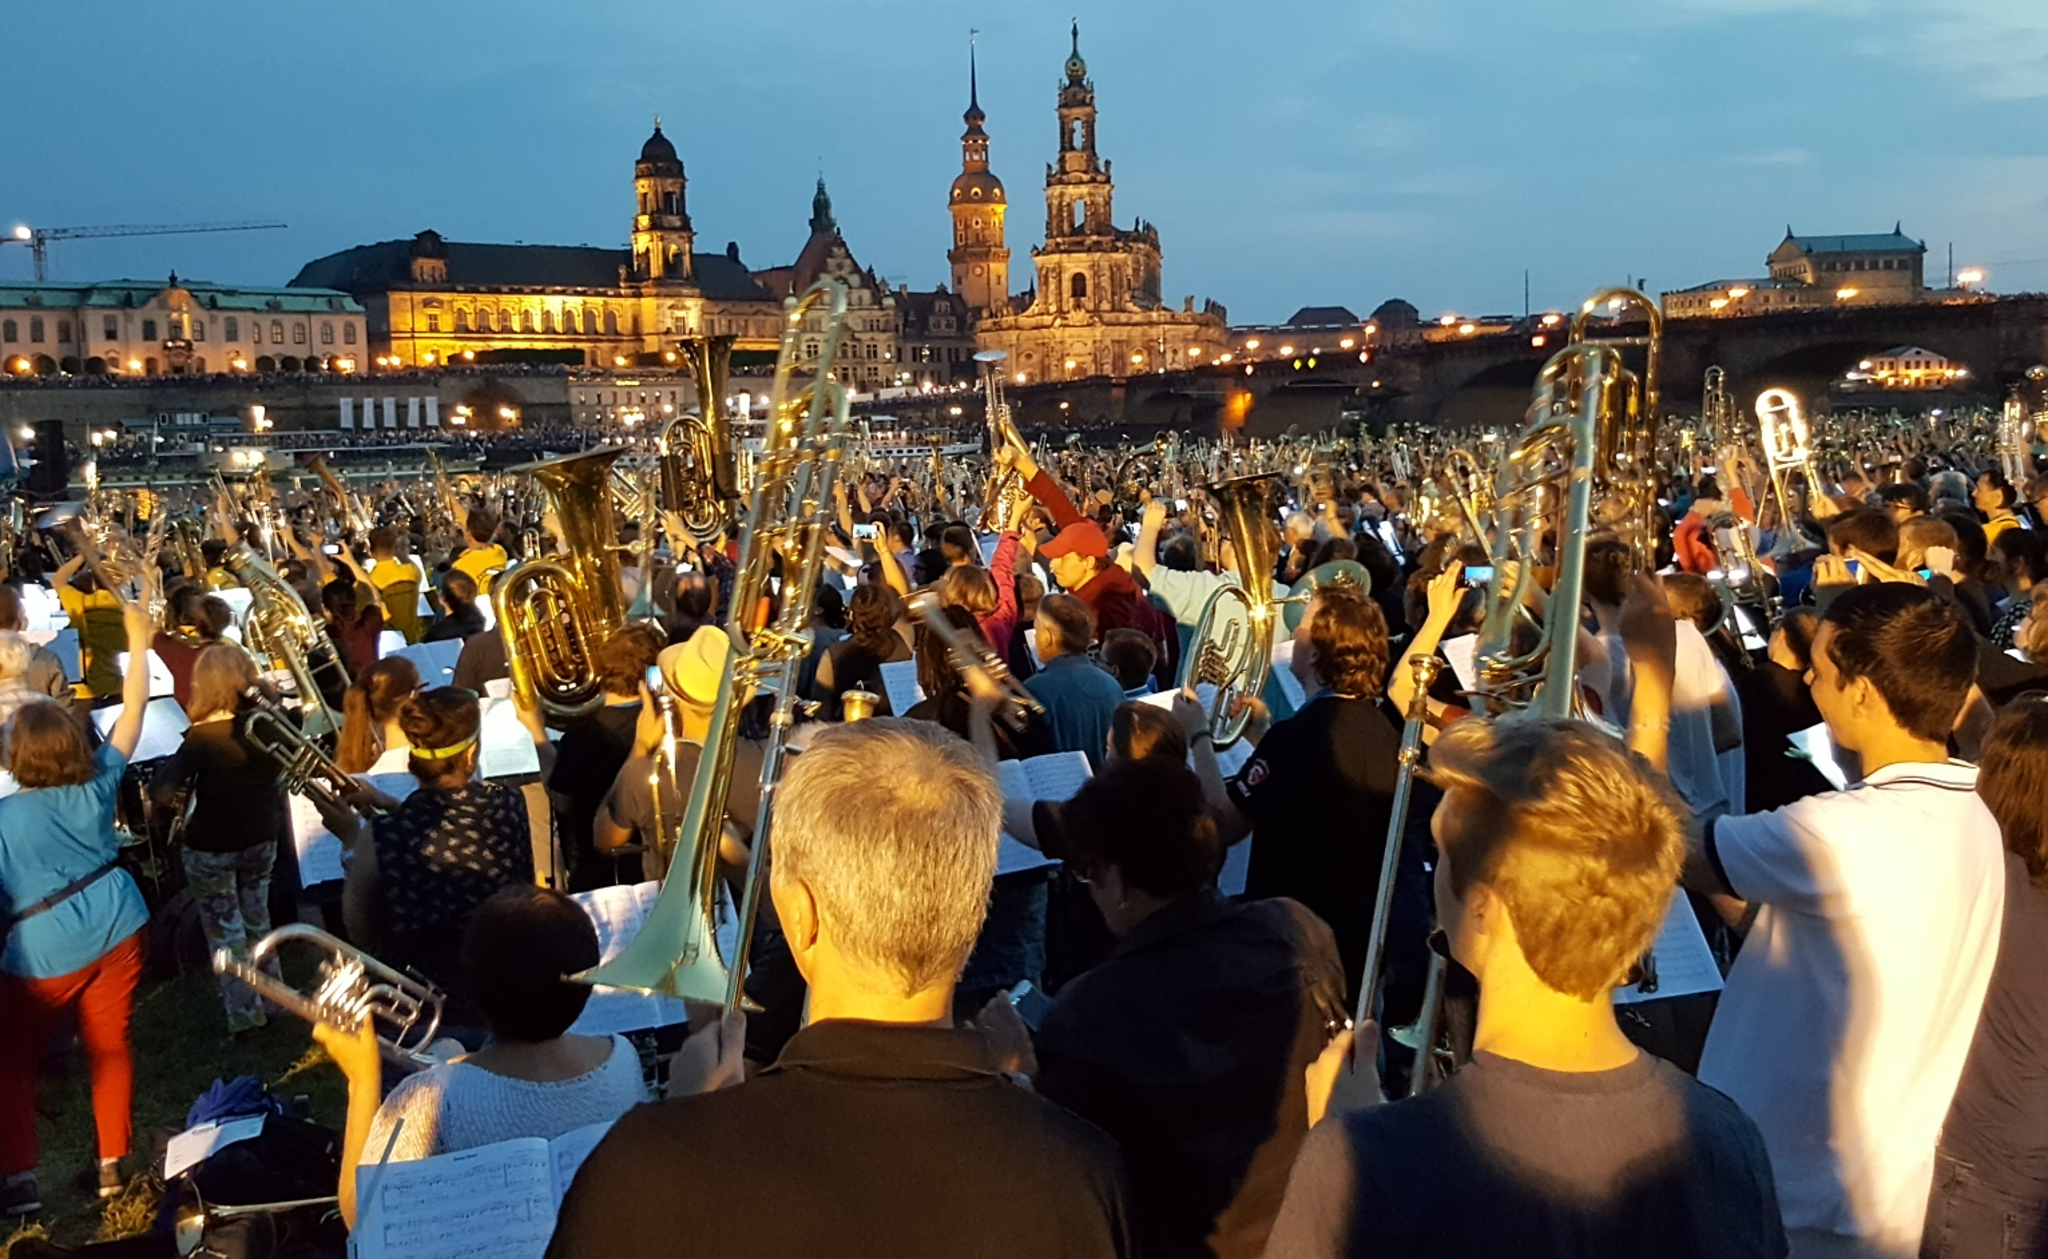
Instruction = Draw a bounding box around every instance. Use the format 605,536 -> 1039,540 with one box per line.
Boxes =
972,26 -> 1228,383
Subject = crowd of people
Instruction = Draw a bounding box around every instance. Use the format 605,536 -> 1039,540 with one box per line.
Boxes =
0,411 -> 2044,1259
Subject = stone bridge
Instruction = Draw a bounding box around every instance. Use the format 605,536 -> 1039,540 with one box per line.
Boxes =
1001,296 -> 2048,439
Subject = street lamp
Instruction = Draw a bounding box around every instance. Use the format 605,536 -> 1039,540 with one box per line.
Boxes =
1957,269 -> 1986,291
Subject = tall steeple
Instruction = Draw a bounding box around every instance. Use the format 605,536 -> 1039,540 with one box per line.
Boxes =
949,31 -> 1010,313
1048,20 -> 1111,243
810,177 -> 836,235
631,119 -> 694,283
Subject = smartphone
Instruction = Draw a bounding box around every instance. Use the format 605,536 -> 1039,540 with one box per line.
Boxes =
1917,568 -> 1934,580
321,544 -> 340,556
1174,499 -> 1189,512
1845,559 -> 1862,580
853,522 -> 880,542
1462,565 -> 1494,586
1007,980 -> 1055,1031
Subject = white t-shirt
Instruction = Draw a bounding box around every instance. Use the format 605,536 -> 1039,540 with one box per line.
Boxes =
1698,760 -> 2004,1253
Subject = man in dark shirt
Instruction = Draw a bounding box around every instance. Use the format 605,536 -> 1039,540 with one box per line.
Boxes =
422,569 -> 485,643
546,624 -> 663,892
1265,717 -> 1786,1259
983,756 -> 1346,1259
548,719 -> 1132,1259
1192,587 -> 1401,998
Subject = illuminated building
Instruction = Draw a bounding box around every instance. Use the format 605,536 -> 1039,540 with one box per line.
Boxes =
1844,345 -> 1970,390
946,44 -> 1011,315
1663,225 -> 1933,317
0,275 -> 364,377
974,24 -> 1229,381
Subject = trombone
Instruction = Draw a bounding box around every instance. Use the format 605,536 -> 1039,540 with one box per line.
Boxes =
576,278 -> 854,1012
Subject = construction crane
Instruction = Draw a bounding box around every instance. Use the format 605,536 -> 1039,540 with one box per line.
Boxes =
2,222 -> 288,281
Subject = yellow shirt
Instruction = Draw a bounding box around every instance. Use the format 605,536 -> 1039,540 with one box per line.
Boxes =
453,544 -> 509,585
370,557 -> 420,590
206,566 -> 240,591
59,585 -> 125,697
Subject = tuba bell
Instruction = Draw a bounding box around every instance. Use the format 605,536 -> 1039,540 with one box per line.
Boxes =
1177,473 -> 1284,746
659,335 -> 741,541
492,446 -> 631,720
974,350 -> 1035,533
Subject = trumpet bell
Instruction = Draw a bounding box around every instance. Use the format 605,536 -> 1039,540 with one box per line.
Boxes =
840,689 -> 881,722
1281,560 -> 1373,634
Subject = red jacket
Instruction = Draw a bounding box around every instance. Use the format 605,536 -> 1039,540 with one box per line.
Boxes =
1024,469 -> 1177,679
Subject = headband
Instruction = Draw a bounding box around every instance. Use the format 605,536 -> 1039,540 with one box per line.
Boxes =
408,733 -> 478,761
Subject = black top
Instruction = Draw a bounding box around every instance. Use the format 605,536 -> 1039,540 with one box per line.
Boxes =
548,1019 -> 1133,1259
550,702 -> 642,890
423,603 -> 485,643
1977,639 -> 2048,708
149,712 -> 287,854
1934,854 -> 2048,1191
451,629 -> 509,693
371,780 -> 532,993
1265,1052 -> 1787,1259
1731,661 -> 1834,814
819,635 -> 911,716
1227,694 -> 1401,997
1035,892 -> 1347,1259
596,739 -> 765,883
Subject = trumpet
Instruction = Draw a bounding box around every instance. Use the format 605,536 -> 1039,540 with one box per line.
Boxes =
578,278 -> 854,1011
907,589 -> 1045,724
239,686 -> 360,812
213,924 -> 444,1066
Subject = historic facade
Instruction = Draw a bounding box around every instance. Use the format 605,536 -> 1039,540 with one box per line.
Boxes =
291,123 -> 784,367
974,25 -> 1228,382
1663,225 -> 1934,318
1,276 -> 364,377
947,47 -> 1010,315
751,181 -> 902,388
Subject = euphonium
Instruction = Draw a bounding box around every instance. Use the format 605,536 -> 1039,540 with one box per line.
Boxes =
492,446 -> 631,720
213,924 -> 444,1066
225,543 -> 348,736
577,278 -> 854,1010
659,334 -> 740,540
1473,343 -> 1612,718
1177,473 -> 1284,747
1570,287 -> 1662,572
974,350 -> 1034,533
1756,387 -> 1821,535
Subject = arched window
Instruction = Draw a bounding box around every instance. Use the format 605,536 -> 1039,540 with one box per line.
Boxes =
455,309 -> 469,332
1070,272 -> 1088,301
271,320 -> 285,342
522,310 -> 536,333
606,309 -> 620,335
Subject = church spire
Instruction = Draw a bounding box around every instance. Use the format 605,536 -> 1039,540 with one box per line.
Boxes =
810,177 -> 836,235
965,31 -> 986,132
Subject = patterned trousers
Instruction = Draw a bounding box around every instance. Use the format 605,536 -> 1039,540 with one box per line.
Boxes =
181,843 -> 277,1032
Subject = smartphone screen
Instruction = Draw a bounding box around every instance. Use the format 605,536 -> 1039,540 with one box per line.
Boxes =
1845,559 -> 1862,580
321,544 -> 340,556
853,523 -> 879,541
1462,565 -> 1495,585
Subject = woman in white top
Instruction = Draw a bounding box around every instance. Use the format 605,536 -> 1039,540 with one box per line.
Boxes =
336,655 -> 420,776
316,884 -> 649,1228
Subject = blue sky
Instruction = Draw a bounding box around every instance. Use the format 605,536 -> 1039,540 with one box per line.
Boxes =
4,0 -> 2045,323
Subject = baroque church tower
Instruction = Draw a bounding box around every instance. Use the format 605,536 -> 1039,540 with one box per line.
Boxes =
631,120 -> 694,283
947,42 -> 1010,313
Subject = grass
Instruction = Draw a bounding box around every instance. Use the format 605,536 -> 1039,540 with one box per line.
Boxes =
5,967 -> 346,1254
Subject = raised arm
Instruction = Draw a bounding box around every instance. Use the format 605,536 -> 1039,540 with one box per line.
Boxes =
106,599 -> 156,759
1386,563 -> 1462,717
1133,499 -> 1168,578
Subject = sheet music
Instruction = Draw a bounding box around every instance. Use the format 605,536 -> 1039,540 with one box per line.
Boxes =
42,628 -> 79,683
164,1113 -> 265,1179
388,638 -> 464,688
1612,893 -> 1724,1006
546,1121 -> 614,1211
1022,750 -> 1091,801
877,658 -> 924,717
289,772 -> 415,888
479,698 -> 540,779
112,650 -> 176,699
91,697 -> 190,762
1440,633 -> 1480,695
1268,640 -> 1309,712
566,881 -> 696,1034
353,1140 -> 556,1259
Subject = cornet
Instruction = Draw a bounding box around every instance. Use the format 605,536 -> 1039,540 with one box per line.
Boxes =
213,924 -> 444,1066
907,589 -> 1044,725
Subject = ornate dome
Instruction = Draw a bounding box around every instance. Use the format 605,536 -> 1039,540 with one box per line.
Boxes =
638,121 -> 680,168
950,169 -> 1006,205
1064,21 -> 1087,81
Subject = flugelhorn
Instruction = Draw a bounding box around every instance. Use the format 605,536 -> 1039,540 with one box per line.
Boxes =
213,924 -> 444,1066
1177,473 -> 1283,746
577,278 -> 854,1011
240,685 -> 361,812
492,446 -> 631,720
907,589 -> 1044,724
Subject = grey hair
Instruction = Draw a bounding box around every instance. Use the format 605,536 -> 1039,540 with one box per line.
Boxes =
0,631 -> 33,684
771,718 -> 1001,996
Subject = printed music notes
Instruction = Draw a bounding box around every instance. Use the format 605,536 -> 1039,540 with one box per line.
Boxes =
1612,893 -> 1724,1006
994,750 -> 1093,875
565,880 -> 710,1034
876,658 -> 924,718
350,1121 -> 614,1259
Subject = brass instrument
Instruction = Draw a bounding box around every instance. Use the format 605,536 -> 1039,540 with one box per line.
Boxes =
1178,474 -> 1284,746
212,924 -> 444,1066
1756,387 -> 1822,536
1570,288 -> 1662,571
309,457 -> 373,539
974,350 -> 1035,533
1436,448 -> 1494,546
1700,366 -> 1735,477
839,689 -> 881,722
659,335 -> 740,541
1473,343 -> 1613,717
578,278 -> 854,1010
492,446 -> 632,720
2000,372 -> 2041,486
908,589 -> 1044,722
240,685 -> 360,811
1359,653 -> 1441,1100
225,543 -> 348,736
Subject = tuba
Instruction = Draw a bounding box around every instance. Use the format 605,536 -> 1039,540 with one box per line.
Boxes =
1177,473 -> 1284,746
577,279 -> 853,1009
973,350 -> 1034,533
226,543 -> 349,736
213,924 -> 444,1066
491,447 -> 631,720
659,335 -> 740,541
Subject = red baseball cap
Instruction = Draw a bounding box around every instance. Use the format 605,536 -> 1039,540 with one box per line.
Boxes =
1040,520 -> 1110,561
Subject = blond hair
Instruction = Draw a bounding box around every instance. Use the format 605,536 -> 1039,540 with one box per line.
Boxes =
187,644 -> 260,724
1428,716 -> 1685,1000
771,718 -> 1001,996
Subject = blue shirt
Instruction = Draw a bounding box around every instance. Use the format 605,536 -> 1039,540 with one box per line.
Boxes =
1023,654 -> 1127,770
0,744 -> 148,978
